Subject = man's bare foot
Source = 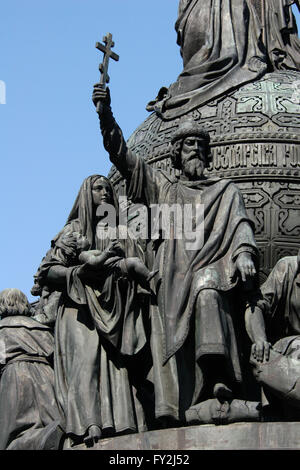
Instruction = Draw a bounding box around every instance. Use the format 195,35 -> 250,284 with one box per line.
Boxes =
83,425 -> 102,447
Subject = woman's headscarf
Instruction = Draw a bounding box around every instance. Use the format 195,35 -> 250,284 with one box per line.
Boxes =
52,175 -> 119,248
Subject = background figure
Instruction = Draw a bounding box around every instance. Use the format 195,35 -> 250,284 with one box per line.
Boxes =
148,0 -> 267,118
31,232 -> 155,325
35,175 -> 154,447
266,0 -> 300,70
0,288 -> 63,450
148,0 -> 300,119
245,252 -> 300,419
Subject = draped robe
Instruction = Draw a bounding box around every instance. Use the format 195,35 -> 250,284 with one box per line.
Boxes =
100,106 -> 259,420
255,256 -> 300,341
37,176 -> 152,441
0,316 -> 61,450
152,0 -> 267,119
248,255 -> 300,414
267,0 -> 300,70
150,0 -> 300,119
126,154 -> 258,364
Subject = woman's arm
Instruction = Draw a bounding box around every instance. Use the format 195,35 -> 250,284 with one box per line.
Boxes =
46,265 -> 69,286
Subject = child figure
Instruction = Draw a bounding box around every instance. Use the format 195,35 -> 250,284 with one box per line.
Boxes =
31,230 -> 157,325
76,234 -> 158,287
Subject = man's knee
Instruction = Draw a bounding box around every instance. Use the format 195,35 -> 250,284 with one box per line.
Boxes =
197,289 -> 220,305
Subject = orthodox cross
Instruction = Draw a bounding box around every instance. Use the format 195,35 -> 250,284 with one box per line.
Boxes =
96,33 -> 119,89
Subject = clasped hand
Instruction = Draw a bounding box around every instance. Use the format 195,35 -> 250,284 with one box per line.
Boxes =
92,83 -> 111,111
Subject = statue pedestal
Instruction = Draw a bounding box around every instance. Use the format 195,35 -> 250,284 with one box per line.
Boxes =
71,422 -> 300,450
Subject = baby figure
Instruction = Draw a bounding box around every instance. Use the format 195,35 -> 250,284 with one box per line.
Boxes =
31,231 -> 158,326
75,233 -> 158,287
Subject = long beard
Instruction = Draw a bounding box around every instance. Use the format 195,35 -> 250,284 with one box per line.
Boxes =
182,158 -> 204,180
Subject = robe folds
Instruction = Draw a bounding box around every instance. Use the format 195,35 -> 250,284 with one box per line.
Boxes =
153,0 -> 267,119
99,103 -> 260,419
249,255 -> 300,414
150,0 -> 300,119
267,0 -> 300,70
127,153 -> 258,366
0,316 -> 61,450
37,175 -> 152,440
254,256 -> 300,340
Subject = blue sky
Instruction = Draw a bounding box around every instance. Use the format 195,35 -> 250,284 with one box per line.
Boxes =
1,1 -> 299,302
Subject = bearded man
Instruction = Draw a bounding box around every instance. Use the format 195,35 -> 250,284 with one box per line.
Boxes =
93,85 -> 258,425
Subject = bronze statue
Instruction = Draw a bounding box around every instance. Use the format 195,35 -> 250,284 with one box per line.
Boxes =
148,0 -> 300,119
245,252 -> 300,419
34,175 -> 154,446
93,85 -> 259,426
0,289 -> 63,450
3,0 -> 299,450
266,0 -> 300,70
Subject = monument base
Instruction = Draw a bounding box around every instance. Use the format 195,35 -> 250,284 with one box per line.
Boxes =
71,422 -> 300,450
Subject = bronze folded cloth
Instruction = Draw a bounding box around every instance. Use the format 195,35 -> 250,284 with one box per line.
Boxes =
0,354 -> 51,375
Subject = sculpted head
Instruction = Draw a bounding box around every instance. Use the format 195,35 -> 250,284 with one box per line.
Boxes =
171,121 -> 211,180
0,288 -> 30,318
56,230 -> 90,262
92,176 -> 113,207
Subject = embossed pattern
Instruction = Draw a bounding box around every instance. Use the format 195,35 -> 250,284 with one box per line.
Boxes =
108,71 -> 300,280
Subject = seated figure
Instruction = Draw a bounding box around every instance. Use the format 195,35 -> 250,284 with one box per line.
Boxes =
245,252 -> 300,419
0,288 -> 63,449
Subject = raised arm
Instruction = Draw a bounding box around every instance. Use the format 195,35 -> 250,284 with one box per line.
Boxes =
92,85 -> 137,179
